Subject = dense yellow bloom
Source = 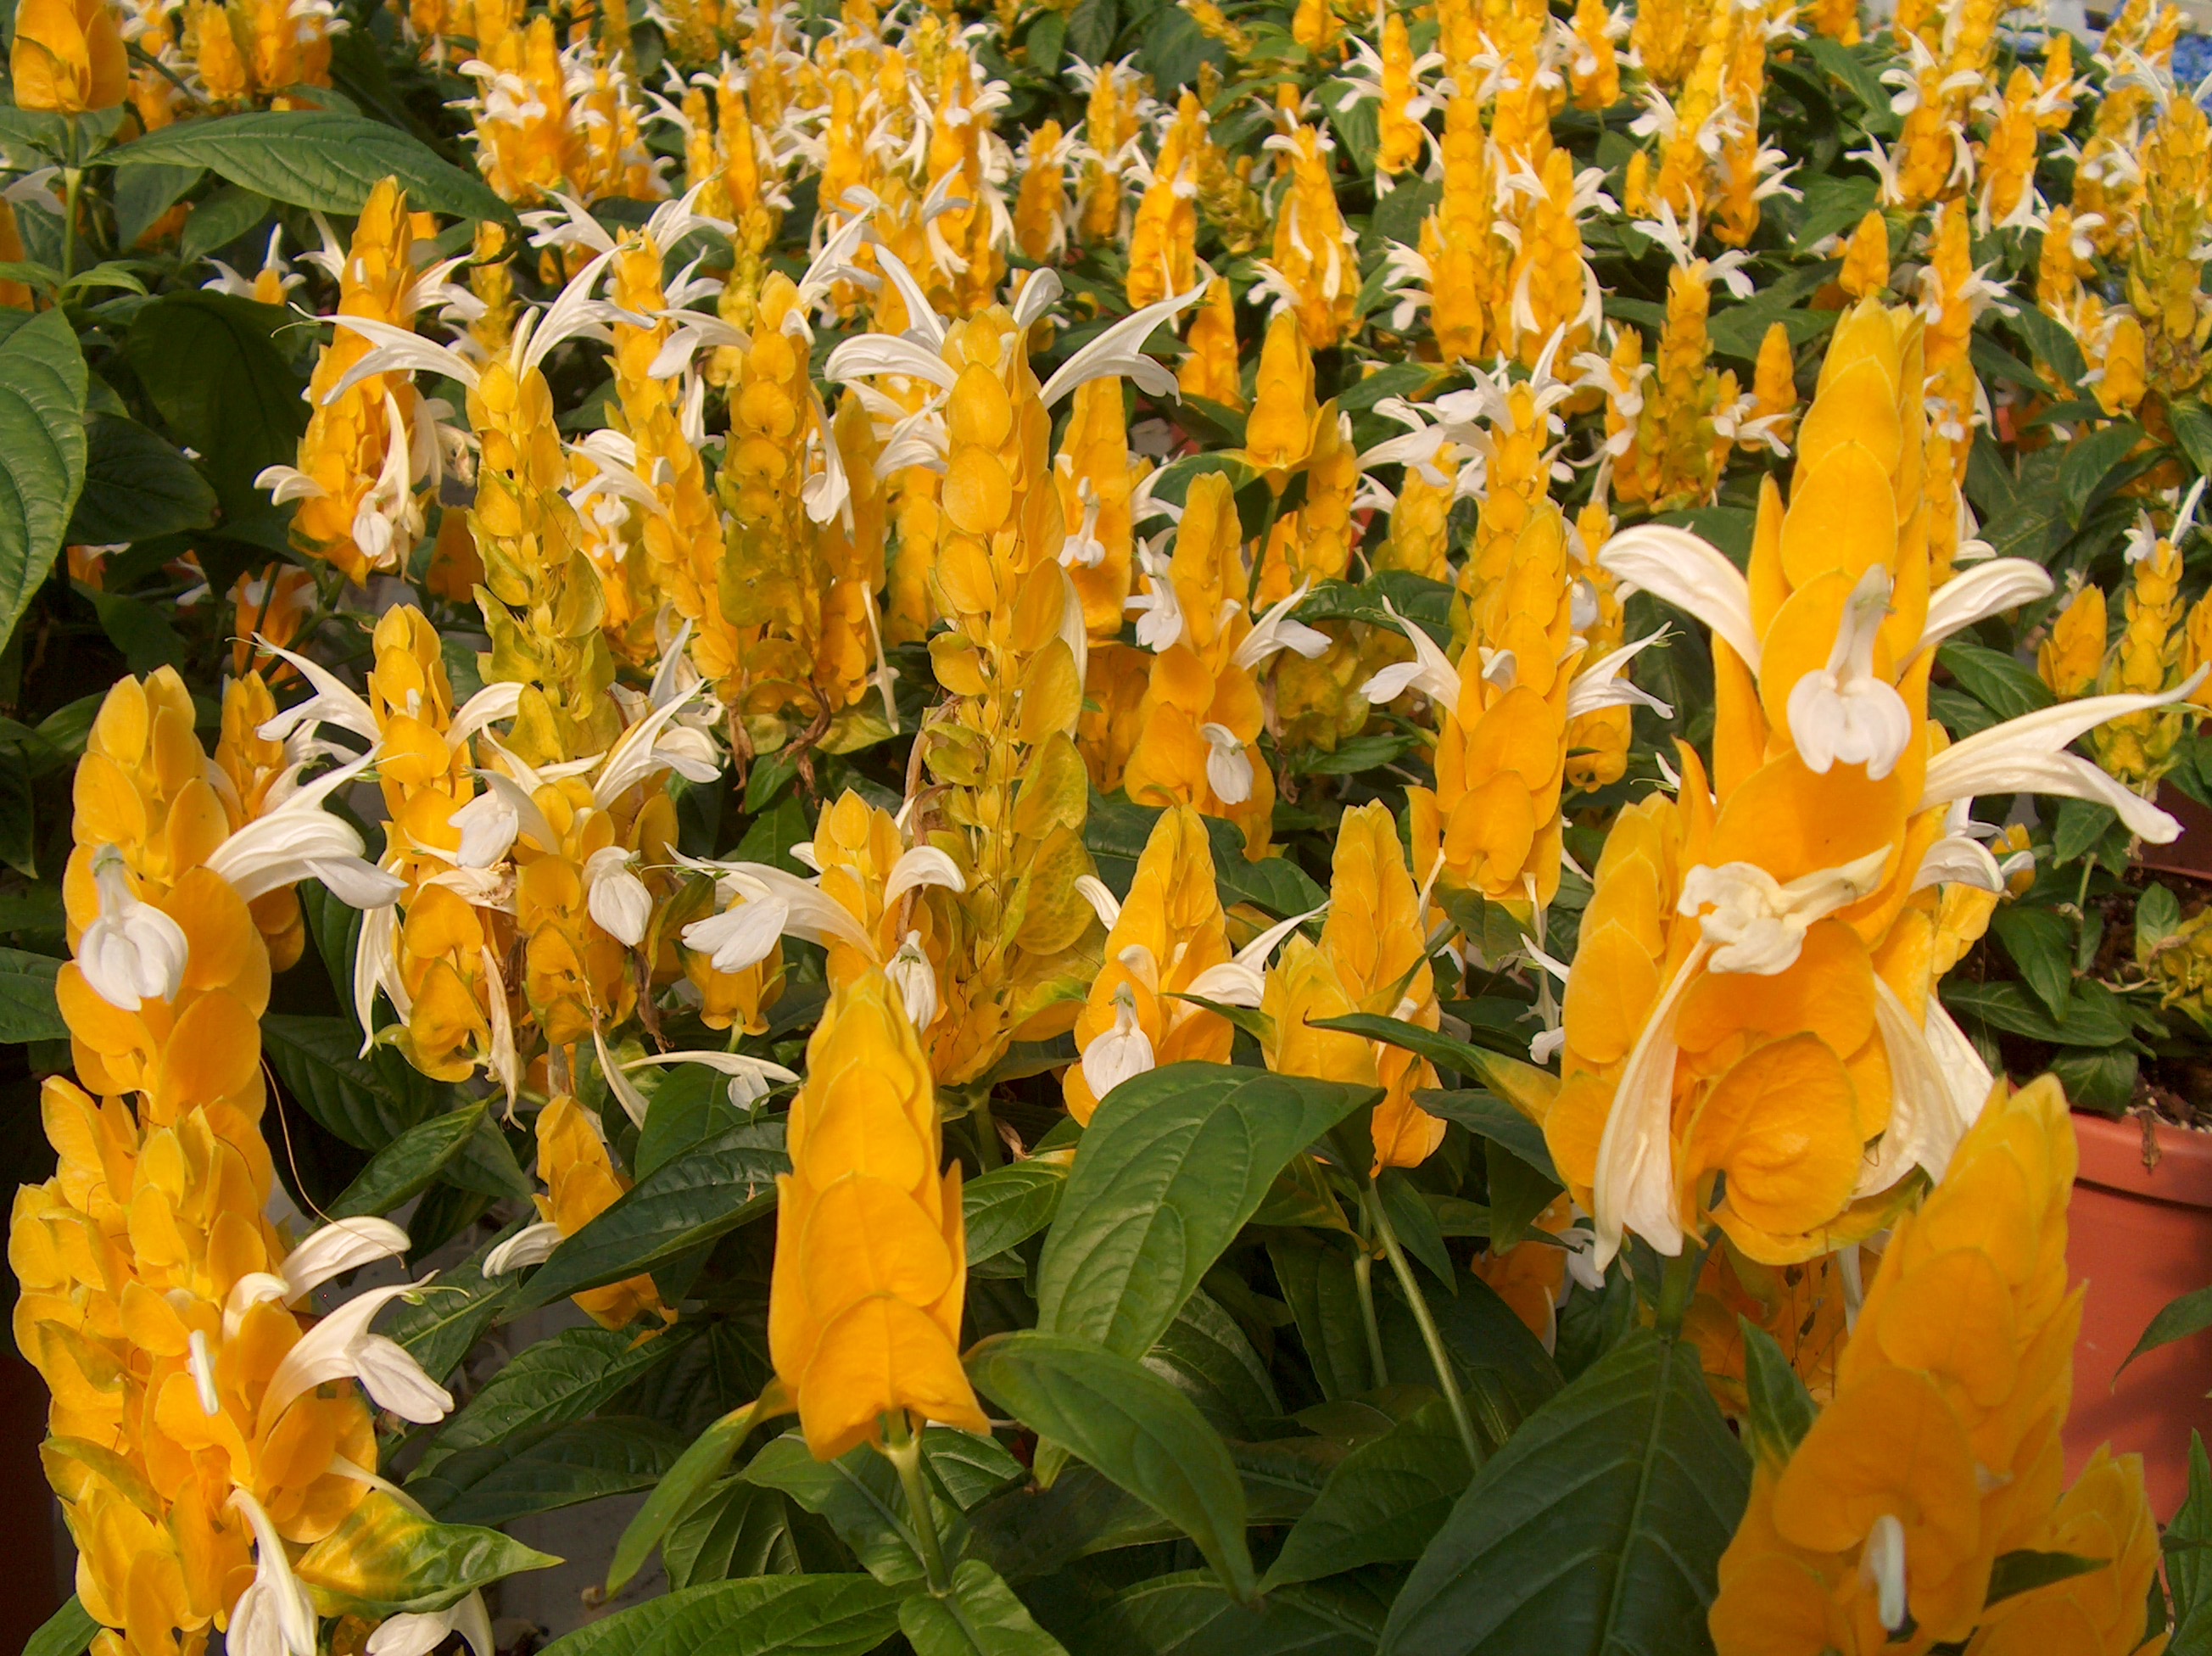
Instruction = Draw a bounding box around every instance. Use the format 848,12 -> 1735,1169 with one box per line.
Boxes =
1837,209 -> 1889,300
769,970 -> 988,1460
2090,520 -> 2191,792
1065,805 -> 1234,1122
1179,277 -> 1244,408
12,0 -> 126,110
2129,89 -> 2212,397
1711,1078 -> 2159,1656
1262,802 -> 1444,1170
536,1096 -> 674,1329
1261,115 -> 1358,349
1127,94 -> 1202,310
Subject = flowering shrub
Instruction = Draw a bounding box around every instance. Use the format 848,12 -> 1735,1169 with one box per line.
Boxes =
5,0 -> 2212,1652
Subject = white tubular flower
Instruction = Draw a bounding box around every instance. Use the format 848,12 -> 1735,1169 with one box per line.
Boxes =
229,1490 -> 321,1656
681,892 -> 791,975
1232,584 -> 1332,672
1861,1513 -> 1909,1632
226,1216 -> 414,1334
1786,567 -> 1914,779
1181,904 -> 1328,1007
1126,540 -> 1187,652
259,1283 -> 454,1430
1597,523 -> 1763,669
1360,596 -> 1461,706
366,1593 -> 494,1656
584,847 -> 652,947
1081,983 -> 1156,1100
1075,874 -> 1124,929
886,932 -> 941,1031
78,845 -> 190,1011
882,845 -> 966,906
1200,723 -> 1254,804
483,1222 -> 566,1276
202,755 -> 406,908
1677,845 -> 1892,976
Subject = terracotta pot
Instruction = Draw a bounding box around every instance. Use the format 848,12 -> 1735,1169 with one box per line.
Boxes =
2064,1109 -> 2212,1518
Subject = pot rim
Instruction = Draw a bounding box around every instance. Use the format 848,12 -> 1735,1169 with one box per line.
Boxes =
2072,1107 -> 2212,1208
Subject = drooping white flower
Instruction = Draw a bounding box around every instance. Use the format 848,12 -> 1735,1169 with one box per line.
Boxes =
1785,566 -> 1915,779
225,1217 -> 413,1334
1181,904 -> 1329,1008
483,1222 -> 566,1276
1232,584 -> 1332,672
887,931 -> 941,1031
78,845 -> 190,1011
1862,1513 -> 1909,1632
258,1283 -> 454,1430
228,1490 -> 321,1656
584,846 -> 653,947
366,1595 -> 494,1656
1200,723 -> 1254,804
1676,845 -> 1892,976
1360,596 -> 1461,707
1081,984 -> 1156,1099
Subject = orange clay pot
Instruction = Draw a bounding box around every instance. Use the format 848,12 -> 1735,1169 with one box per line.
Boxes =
2064,1109 -> 2212,1518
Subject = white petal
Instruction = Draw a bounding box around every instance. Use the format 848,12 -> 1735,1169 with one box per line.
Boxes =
1914,557 -> 2053,657
280,1217 -> 411,1301
1597,523 -> 1762,669
483,1221 -> 566,1275
350,1332 -> 456,1423
682,897 -> 790,975
884,845 -> 966,905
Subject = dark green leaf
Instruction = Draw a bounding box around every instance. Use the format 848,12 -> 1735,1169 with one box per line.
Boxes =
2121,1284 -> 2212,1374
328,1101 -> 487,1218
1739,1319 -> 1815,1466
179,185 -> 274,264
2168,1434 -> 2212,1644
968,1329 -> 1255,1600
114,163 -> 203,248
1426,1273 -> 1564,1423
76,582 -> 183,673
0,744 -> 34,876
1070,1572 -> 1385,1656
1484,1142 -> 1563,1253
122,292 -> 304,511
633,1062 -> 744,1178
66,415 -> 216,544
509,1119 -> 787,1311
2053,799 -> 2121,868
2049,1048 -> 2137,1118
609,1392 -> 790,1596
0,308 -> 87,653
1379,1332 -> 1747,1656
662,1480 -> 798,1588
537,1575 -> 904,1656
1263,1395 -> 1476,1590
423,1324 -> 685,1466
262,1013 -> 436,1148
901,1559 -> 1069,1656
742,1431 -> 942,1586
1991,905 -> 2075,1021
411,1418 -> 684,1525
1942,978 -> 2130,1047
383,1225 -> 520,1387
0,946 -> 64,1042
2006,304 -> 2088,387
1985,1549 -> 2106,1607
1268,1231 -> 1373,1401
1036,1061 -> 1378,1358
2059,420 -> 2148,525
1146,1290 -> 1283,1435
110,112 -> 515,224
1937,643 -> 2053,724
964,1155 -> 1071,1263
1414,1090 -> 1558,1184
21,1596 -> 99,1656
1378,1171 -> 1455,1290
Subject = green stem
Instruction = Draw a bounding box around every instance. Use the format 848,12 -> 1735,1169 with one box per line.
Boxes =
1360,1181 -> 1481,1467
969,1088 -> 1003,1172
1654,1244 -> 1705,1340
882,1411 -> 951,1596
1351,1242 -> 1389,1390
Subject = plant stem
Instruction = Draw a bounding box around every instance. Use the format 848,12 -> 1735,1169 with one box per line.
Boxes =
1360,1181 -> 1481,1466
882,1410 -> 951,1596
1654,1243 -> 1705,1340
1350,1242 -> 1389,1389
970,1088 -> 1003,1171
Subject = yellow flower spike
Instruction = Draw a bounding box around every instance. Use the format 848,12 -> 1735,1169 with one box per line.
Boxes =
1564,493 -> 1632,792
1967,1448 -> 2164,1656
536,1095 -> 675,1329
1064,805 -> 1234,1123
1077,59 -> 1142,244
1836,208 -> 1889,300
1014,119 -> 1070,263
1375,8 -> 1430,172
1242,312 -> 1318,478
1505,148 -> 1602,366
1977,67 -> 2040,234
1126,94 -> 1203,310
1416,88 -> 1497,363
280,178 -> 429,588
1178,276 -> 1244,410
1920,203 -> 1982,451
2127,89 -> 2212,397
1055,376 -> 1146,638
12,0 -> 129,112
1568,0 -> 1623,109
2090,519 -> 2192,793
768,969 -> 990,1460
1260,119 -> 1358,350
2093,312 -> 2148,417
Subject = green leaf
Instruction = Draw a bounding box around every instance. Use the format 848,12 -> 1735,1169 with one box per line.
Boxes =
1942,978 -> 2131,1047
1379,1331 -> 1748,1656
1802,35 -> 1893,120
901,1559 -> 1070,1656
329,1100 -> 487,1218
633,1062 -> 745,1178
383,1224 -> 520,1387
294,1490 -> 560,1614
114,162 -> 204,248
109,112 -> 515,225
0,946 -> 65,1042
76,582 -> 183,673
66,415 -> 216,545
1991,905 -> 2075,1021
742,1431 -> 948,1586
1484,1142 -> 1564,1253
178,184 -> 274,264
422,1324 -> 686,1468
2006,304 -> 2088,387
2138,882 -> 2184,963
967,1329 -> 1256,1601
262,1013 -> 436,1147
0,309 -> 87,654
964,1155 -> 1072,1264
2167,1434 -> 2212,1642
122,292 -> 304,511
2121,1284 -> 2212,1373
1069,1572 -> 1385,1656
507,1119 -> 787,1312
21,1596 -> 99,1656
538,1575 -> 905,1656
0,744 -> 35,876
1263,1395 -> 1476,1591
1738,1319 -> 1816,1467
1937,642 -> 2053,724
1412,1090 -> 1559,1184
2050,1047 -> 2140,1119
1145,1290 -> 1283,1436
2059,420 -> 2148,525
1984,1549 -> 2106,1607
2175,398 -> 2212,479
1268,1232 -> 1373,1402
411,1418 -> 684,1526
1036,1061 -> 1379,1359
662,1480 -> 797,1588
608,1390 -> 790,1596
